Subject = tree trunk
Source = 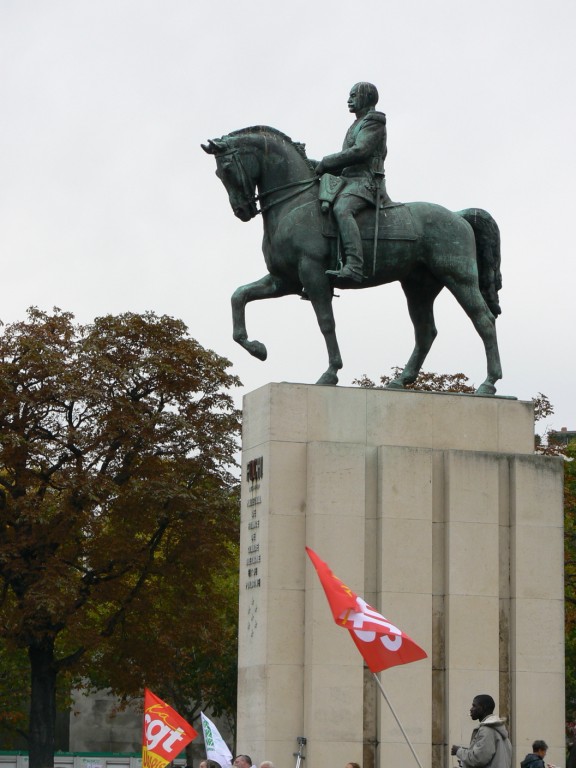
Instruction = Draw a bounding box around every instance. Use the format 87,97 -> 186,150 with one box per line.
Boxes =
28,637 -> 57,768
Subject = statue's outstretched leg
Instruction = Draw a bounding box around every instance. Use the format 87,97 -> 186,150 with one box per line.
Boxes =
231,274 -> 299,361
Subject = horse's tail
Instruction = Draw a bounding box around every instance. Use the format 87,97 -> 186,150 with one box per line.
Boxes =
457,207 -> 502,317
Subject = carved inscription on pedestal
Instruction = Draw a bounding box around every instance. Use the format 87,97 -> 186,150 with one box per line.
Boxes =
244,457 -> 263,592
244,456 -> 264,641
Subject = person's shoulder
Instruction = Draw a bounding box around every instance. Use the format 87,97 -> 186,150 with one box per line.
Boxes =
362,110 -> 387,125
480,714 -> 506,728
478,716 -> 509,740
521,755 -> 542,768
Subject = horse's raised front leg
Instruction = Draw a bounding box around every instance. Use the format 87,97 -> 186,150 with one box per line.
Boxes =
387,274 -> 442,389
231,274 -> 298,361
299,262 -> 343,386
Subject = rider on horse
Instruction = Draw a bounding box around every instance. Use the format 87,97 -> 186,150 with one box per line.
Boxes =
315,82 -> 390,283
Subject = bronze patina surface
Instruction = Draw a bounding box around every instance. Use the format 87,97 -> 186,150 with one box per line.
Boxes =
202,85 -> 502,394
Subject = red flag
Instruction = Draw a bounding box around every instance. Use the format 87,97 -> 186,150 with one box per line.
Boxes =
142,689 -> 198,768
306,547 -> 427,673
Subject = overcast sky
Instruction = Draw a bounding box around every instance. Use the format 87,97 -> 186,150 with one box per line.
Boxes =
0,0 -> 574,434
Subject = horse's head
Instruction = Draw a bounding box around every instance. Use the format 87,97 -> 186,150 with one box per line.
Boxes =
202,136 -> 259,221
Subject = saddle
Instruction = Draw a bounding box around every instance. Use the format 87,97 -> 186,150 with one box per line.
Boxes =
322,201 -> 418,275
318,174 -> 417,276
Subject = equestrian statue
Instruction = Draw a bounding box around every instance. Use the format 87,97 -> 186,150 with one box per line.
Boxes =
202,82 -> 503,394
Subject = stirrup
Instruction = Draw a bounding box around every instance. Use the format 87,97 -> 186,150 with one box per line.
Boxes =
325,266 -> 363,283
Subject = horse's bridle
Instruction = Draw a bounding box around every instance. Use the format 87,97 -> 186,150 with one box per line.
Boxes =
219,147 -> 319,217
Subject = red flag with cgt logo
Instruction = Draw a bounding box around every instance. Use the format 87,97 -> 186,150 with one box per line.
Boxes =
142,689 -> 198,768
306,547 -> 427,673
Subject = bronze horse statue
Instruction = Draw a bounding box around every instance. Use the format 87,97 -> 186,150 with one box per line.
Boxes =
203,126 -> 503,394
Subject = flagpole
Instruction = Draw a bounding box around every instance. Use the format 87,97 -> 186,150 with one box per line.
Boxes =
372,673 -> 424,768
293,736 -> 306,768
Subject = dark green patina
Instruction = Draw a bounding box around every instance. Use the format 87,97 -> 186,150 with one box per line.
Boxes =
202,85 -> 502,394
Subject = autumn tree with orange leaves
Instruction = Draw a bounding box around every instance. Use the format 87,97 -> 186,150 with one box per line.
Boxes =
0,308 -> 240,768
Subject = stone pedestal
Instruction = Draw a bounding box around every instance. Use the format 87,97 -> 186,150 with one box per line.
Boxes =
237,384 -> 564,768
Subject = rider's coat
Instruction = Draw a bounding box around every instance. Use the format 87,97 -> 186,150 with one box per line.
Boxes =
319,109 -> 387,203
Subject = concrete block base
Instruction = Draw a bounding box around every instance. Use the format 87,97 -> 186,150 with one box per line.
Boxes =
238,384 -> 564,768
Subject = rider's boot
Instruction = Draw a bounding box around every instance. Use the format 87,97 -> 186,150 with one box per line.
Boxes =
325,254 -> 363,282
325,208 -> 365,282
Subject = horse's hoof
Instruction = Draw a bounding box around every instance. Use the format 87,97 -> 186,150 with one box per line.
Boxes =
385,379 -> 405,390
247,341 -> 267,361
315,372 -> 338,386
475,382 -> 496,396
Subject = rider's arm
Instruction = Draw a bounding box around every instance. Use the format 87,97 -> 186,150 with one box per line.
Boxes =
319,116 -> 386,173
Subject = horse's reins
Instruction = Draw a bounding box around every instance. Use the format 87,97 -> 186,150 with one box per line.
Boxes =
256,176 -> 319,214
223,147 -> 318,216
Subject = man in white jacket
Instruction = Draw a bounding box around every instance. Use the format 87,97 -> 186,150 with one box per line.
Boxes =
451,695 -> 512,768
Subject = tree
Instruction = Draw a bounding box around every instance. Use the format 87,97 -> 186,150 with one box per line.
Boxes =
0,639 -> 30,745
78,534 -> 241,757
0,308 -> 241,768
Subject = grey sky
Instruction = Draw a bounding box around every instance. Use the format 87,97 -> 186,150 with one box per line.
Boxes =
0,0 -> 574,432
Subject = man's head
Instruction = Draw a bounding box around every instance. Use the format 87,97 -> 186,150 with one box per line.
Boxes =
470,694 -> 495,721
348,82 -> 379,113
234,756 -> 252,768
260,762 -> 275,768
532,741 -> 548,758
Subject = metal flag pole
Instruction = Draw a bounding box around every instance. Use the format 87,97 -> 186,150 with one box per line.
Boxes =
293,736 -> 306,768
372,672 -> 424,768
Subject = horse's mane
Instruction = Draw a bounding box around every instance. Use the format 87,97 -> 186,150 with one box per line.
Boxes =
228,125 -> 315,171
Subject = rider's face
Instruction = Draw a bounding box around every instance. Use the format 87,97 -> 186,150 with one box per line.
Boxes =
348,87 -> 362,113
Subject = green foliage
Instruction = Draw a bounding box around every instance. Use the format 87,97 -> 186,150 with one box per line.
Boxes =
77,526 -> 241,743
0,637 -> 74,748
0,639 -> 29,744
0,307 -> 241,767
